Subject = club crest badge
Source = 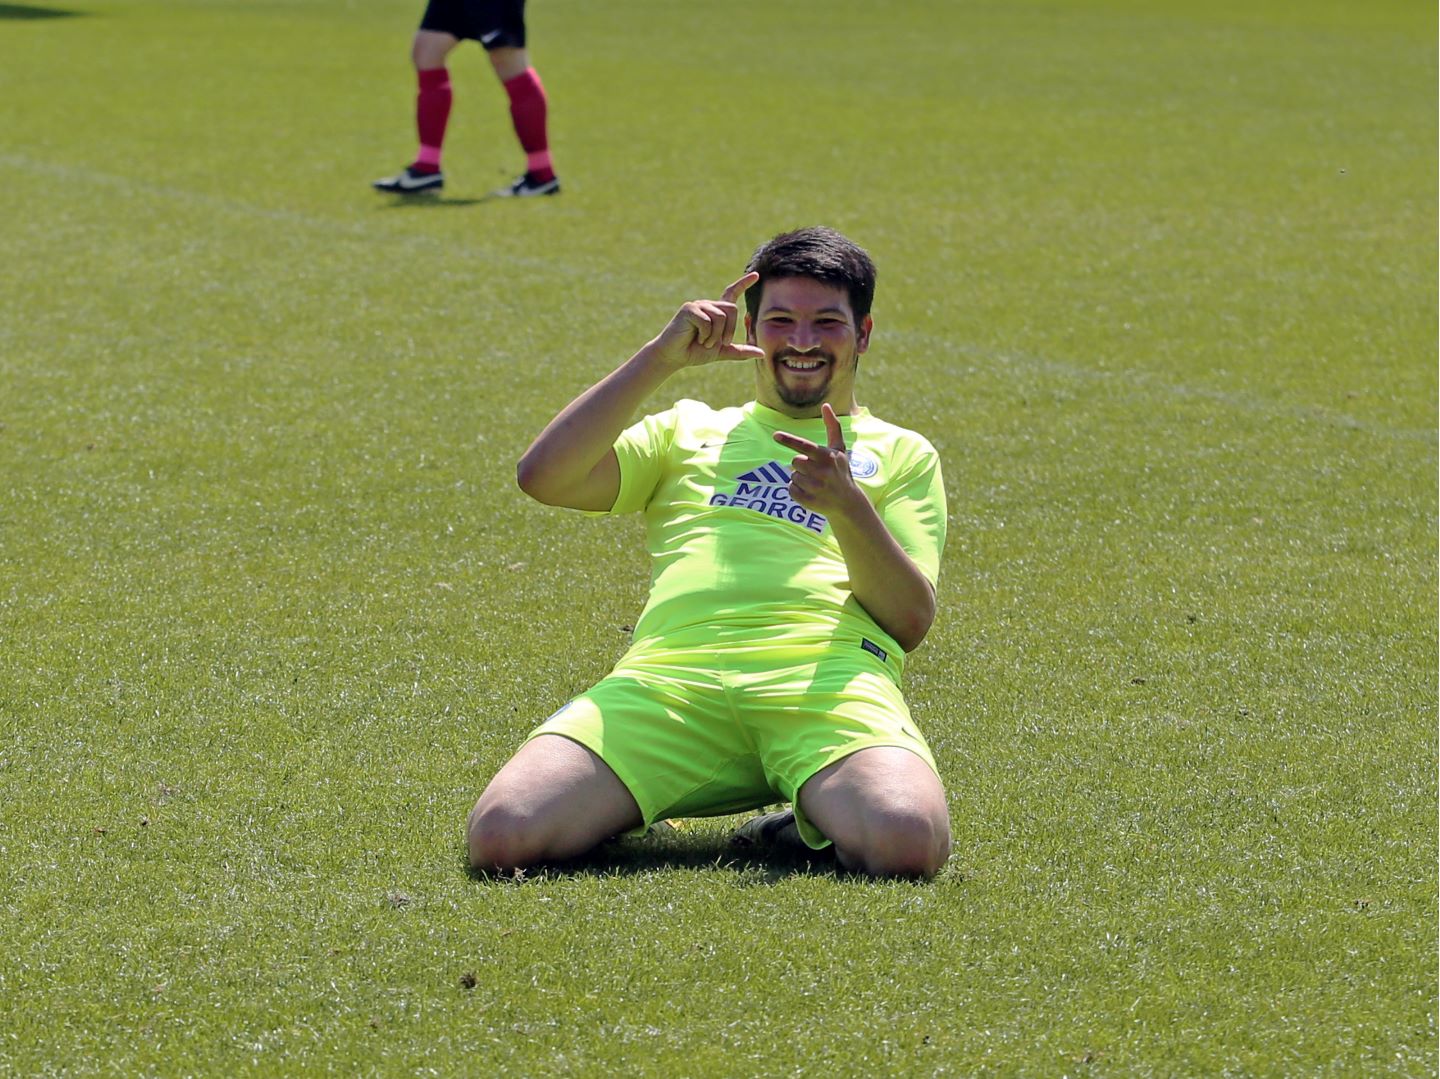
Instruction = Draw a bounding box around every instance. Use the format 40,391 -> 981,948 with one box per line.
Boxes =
847,448 -> 879,479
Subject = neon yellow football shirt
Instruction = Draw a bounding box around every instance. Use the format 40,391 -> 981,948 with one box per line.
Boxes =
601,400 -> 947,667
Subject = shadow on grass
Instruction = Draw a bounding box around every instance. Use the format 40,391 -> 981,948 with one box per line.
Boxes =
463,833 -> 846,886
0,3 -> 86,17
376,195 -> 495,209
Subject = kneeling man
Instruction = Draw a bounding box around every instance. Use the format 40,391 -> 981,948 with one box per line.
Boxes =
468,227 -> 951,878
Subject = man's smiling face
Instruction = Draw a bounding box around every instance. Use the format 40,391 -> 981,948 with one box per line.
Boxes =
746,276 -> 872,417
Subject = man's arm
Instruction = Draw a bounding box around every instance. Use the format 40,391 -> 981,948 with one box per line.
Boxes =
774,404 -> 937,652
516,272 -> 763,511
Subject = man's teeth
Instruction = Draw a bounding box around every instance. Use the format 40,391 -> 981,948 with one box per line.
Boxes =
783,359 -> 823,370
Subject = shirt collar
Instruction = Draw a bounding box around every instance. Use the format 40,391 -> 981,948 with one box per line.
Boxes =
745,401 -> 869,431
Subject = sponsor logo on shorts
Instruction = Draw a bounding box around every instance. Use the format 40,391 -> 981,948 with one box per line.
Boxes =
860,638 -> 888,663
708,461 -> 827,534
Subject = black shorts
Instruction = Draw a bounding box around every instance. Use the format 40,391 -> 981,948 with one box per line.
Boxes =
419,0 -> 526,48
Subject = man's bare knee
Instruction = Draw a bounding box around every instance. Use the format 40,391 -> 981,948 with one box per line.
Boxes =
411,30 -> 456,70
486,46 -> 529,82
466,799 -> 548,872
799,747 -> 951,878
837,805 -> 951,879
464,737 -> 643,872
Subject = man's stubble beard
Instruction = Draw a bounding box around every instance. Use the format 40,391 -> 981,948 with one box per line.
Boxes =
770,347 -> 841,409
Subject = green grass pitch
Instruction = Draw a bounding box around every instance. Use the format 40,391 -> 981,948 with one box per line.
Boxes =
1,0 -> 1435,1073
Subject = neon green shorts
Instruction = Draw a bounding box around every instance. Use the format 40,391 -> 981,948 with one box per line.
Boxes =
525,634 -> 939,849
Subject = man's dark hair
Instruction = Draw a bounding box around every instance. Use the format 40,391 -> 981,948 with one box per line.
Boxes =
744,226 -> 877,325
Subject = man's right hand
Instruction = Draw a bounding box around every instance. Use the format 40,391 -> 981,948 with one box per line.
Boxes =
648,272 -> 766,369
517,272 -> 764,512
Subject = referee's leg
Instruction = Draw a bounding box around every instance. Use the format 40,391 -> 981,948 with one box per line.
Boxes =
466,734 -> 642,872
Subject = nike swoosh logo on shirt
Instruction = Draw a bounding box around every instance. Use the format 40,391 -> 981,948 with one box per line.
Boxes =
480,30 -> 502,43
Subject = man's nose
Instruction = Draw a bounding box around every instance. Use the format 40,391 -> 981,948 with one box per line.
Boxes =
789,322 -> 819,351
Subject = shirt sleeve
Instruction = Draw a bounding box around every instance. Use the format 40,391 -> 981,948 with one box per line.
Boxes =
602,406 -> 677,515
876,439 -> 947,588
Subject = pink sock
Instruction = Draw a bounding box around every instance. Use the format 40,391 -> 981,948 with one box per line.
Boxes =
503,68 -> 554,182
414,67 -> 452,171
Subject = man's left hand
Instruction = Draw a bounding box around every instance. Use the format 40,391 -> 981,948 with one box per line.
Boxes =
773,404 -> 863,518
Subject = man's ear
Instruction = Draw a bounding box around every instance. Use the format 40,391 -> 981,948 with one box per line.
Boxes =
745,313 -> 756,345
856,314 -> 873,354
